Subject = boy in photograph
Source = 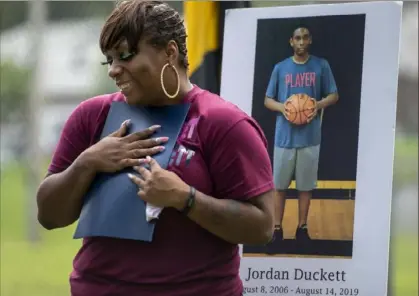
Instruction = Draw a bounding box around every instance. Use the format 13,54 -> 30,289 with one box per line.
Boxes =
264,24 -> 339,250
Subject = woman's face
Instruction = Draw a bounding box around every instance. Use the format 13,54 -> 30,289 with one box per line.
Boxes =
103,38 -> 179,106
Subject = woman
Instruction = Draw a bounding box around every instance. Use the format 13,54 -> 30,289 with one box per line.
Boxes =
36,1 -> 275,295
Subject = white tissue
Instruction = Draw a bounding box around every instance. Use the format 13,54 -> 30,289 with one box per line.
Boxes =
146,203 -> 163,222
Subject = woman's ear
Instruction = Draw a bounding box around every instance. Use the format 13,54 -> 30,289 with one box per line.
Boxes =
166,40 -> 179,64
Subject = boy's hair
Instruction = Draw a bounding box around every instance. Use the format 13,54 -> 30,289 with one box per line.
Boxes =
291,23 -> 312,38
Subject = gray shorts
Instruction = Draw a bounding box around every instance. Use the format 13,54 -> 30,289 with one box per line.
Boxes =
273,145 -> 320,191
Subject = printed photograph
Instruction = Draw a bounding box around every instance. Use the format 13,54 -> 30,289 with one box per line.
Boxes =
243,14 -> 366,258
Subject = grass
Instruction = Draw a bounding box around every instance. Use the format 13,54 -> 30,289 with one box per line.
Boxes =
0,136 -> 417,296
392,235 -> 418,296
1,162 -> 81,296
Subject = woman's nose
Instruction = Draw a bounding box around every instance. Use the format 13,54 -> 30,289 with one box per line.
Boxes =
108,63 -> 123,79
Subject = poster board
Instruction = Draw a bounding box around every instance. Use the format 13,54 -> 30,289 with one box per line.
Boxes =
220,1 -> 402,295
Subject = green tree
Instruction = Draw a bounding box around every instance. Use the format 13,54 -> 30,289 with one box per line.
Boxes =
0,60 -> 30,124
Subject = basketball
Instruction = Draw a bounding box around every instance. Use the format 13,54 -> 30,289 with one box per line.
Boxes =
284,93 -> 316,125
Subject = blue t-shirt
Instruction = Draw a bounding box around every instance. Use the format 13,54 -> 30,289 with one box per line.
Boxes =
266,55 -> 337,149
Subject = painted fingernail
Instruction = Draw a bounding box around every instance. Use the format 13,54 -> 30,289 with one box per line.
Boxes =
127,173 -> 134,179
156,146 -> 165,151
154,137 -> 169,144
149,125 -> 161,131
138,159 -> 146,164
122,119 -> 131,127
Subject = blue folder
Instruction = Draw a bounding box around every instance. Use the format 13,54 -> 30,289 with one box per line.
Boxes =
73,101 -> 190,242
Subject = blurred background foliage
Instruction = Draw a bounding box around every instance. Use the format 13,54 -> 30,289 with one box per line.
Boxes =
0,1 -> 417,296
0,61 -> 30,124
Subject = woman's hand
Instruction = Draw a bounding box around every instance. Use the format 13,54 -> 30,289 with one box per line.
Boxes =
83,120 -> 168,173
128,158 -> 275,245
128,156 -> 189,209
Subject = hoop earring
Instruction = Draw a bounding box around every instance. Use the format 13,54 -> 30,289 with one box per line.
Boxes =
160,63 -> 180,99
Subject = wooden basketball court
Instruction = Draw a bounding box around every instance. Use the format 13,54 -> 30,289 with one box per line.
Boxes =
241,198 -> 355,258
281,199 -> 355,241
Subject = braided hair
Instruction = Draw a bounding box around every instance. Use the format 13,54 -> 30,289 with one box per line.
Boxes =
99,0 -> 189,69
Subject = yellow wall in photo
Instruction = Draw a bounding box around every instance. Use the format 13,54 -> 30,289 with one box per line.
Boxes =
289,180 -> 356,190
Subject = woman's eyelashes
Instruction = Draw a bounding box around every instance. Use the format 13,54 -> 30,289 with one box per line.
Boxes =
101,52 -> 136,66
101,59 -> 112,66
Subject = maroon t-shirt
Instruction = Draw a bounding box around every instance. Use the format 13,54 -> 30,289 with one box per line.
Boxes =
48,85 -> 274,296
